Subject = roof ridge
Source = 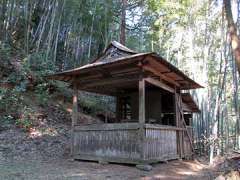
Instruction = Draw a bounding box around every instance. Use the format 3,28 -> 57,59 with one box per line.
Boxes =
90,41 -> 137,64
104,41 -> 137,54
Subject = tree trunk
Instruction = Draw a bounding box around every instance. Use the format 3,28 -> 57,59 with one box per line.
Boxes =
120,0 -> 126,45
36,0 -> 52,52
210,50 -> 227,163
46,0 -> 58,61
1,0 -> 7,40
231,51 -> 240,149
87,3 -> 96,58
53,0 -> 65,63
224,0 -> 240,74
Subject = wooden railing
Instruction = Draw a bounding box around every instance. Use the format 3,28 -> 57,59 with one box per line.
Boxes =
144,124 -> 183,160
73,123 -> 141,163
73,123 -> 193,163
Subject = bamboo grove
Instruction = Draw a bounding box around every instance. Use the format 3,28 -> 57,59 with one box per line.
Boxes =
0,0 -> 240,162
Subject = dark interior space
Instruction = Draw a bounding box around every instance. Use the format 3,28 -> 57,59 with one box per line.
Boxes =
114,82 -> 176,126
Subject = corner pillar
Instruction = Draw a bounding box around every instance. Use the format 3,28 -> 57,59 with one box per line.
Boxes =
175,88 -> 183,158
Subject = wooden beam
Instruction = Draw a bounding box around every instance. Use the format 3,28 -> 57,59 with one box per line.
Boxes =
142,65 -> 180,86
71,82 -> 78,156
182,102 -> 192,112
80,74 -> 140,89
176,94 -> 194,152
161,71 -> 172,74
74,123 -> 141,131
145,77 -> 174,93
78,87 -> 116,96
88,68 -> 139,81
71,67 -> 140,86
96,67 -> 112,78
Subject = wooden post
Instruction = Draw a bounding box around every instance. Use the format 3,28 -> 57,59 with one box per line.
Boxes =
175,89 -> 182,159
138,77 -> 146,160
116,96 -> 121,122
71,82 -> 78,156
139,78 -> 146,124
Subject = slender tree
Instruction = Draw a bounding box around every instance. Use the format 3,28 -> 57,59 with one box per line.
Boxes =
224,0 -> 240,74
224,0 -> 240,149
120,0 -> 127,45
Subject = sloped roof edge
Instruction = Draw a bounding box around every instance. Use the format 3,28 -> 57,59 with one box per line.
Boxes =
151,53 -> 204,89
48,52 -> 152,78
181,93 -> 200,113
47,41 -> 203,90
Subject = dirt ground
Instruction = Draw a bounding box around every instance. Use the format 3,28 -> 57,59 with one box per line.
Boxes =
0,157 -> 218,180
0,126 -> 219,180
0,105 -> 230,180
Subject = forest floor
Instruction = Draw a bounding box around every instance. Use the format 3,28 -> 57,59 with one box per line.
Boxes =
0,124 -> 235,180
0,102 -> 239,180
0,156 -> 219,180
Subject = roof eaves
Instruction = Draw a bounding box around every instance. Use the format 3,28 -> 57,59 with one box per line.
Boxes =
47,52 -> 153,79
150,53 -> 204,89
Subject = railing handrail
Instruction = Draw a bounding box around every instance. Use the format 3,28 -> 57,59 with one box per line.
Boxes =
74,123 -> 192,132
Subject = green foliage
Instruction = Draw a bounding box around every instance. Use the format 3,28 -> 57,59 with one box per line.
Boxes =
0,88 -> 23,114
23,51 -> 57,79
0,41 -> 11,62
0,42 -> 13,79
15,106 -> 33,130
1,115 -> 14,127
34,83 -> 51,106
78,92 -> 115,115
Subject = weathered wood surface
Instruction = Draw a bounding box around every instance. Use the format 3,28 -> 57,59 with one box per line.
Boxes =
74,123 -> 140,161
73,123 -> 190,164
138,77 -> 146,159
74,123 -> 141,131
144,125 -> 178,160
138,78 -> 145,124
176,93 -> 194,152
183,126 -> 194,156
145,124 -> 184,131
145,77 -> 174,93
48,41 -> 203,90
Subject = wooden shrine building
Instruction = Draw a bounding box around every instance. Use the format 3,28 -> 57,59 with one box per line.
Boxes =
48,41 -> 202,165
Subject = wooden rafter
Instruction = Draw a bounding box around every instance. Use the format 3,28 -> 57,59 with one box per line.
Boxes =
142,65 -> 180,86
145,77 -> 174,93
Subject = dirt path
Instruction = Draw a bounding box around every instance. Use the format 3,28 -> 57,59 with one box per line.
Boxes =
0,157 -> 218,180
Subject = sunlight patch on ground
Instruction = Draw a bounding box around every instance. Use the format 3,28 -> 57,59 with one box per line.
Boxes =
67,108 -> 72,113
29,127 -> 59,138
65,173 -> 86,178
153,174 -> 168,179
182,161 -> 206,171
177,170 -> 196,176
